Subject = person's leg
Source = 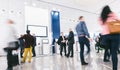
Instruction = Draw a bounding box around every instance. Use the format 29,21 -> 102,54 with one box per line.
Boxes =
103,48 -> 110,62
67,44 -> 70,57
111,35 -> 119,70
70,44 -> 74,57
60,44 -> 63,56
7,50 -> 13,70
64,44 -> 67,56
22,48 -> 29,62
84,37 -> 90,54
20,48 -> 23,58
79,42 -> 85,63
118,46 -> 120,54
28,46 -> 32,62
79,37 -> 88,65
32,46 -> 36,57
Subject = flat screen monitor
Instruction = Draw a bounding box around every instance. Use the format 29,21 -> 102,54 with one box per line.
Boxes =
27,25 -> 48,37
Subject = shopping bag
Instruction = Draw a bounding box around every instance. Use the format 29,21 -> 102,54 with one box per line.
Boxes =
107,20 -> 120,34
12,54 -> 19,66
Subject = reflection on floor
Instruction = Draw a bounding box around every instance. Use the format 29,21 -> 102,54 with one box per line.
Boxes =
0,49 -> 120,70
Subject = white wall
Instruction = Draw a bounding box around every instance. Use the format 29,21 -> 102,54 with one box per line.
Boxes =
0,0 -> 25,55
0,0 -> 25,35
24,0 -> 100,33
0,0 -> 101,55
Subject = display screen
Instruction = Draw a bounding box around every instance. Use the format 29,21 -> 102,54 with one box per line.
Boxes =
27,25 -> 48,37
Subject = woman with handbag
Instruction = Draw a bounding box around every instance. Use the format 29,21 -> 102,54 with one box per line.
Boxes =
99,5 -> 120,70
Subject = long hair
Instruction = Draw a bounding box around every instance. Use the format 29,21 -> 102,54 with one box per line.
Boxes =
100,5 -> 112,23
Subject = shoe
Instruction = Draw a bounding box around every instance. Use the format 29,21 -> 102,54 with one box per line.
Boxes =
118,51 -> 120,54
32,56 -> 36,57
21,61 -> 25,63
66,55 -> 69,58
70,56 -> 73,58
60,55 -> 63,57
103,60 -> 110,62
60,53 -> 62,56
81,62 -> 88,65
28,61 -> 31,63
6,67 -> 13,70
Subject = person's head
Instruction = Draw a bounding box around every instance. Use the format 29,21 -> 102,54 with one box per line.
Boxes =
7,19 -> 14,24
32,33 -> 35,36
26,30 -> 30,34
20,35 -> 23,37
79,16 -> 84,21
100,5 -> 112,23
60,32 -> 64,36
69,28 -> 72,32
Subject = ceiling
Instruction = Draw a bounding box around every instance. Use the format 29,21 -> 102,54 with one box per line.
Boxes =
37,0 -> 120,15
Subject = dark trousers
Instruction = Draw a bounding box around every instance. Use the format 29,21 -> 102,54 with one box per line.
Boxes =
7,50 -> 13,70
103,46 -> 110,61
102,34 -> 119,70
67,43 -> 74,57
78,36 -> 90,63
32,46 -> 36,56
20,48 -> 24,58
60,43 -> 66,56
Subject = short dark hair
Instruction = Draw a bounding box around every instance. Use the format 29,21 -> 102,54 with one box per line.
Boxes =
79,16 -> 83,20
26,30 -> 30,34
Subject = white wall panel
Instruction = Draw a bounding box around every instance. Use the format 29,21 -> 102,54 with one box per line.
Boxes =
0,0 -> 25,55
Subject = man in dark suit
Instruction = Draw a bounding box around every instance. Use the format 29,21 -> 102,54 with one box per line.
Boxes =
32,34 -> 36,57
66,28 -> 75,58
57,32 -> 67,56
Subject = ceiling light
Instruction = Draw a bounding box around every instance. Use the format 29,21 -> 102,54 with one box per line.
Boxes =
24,2 -> 28,5
32,3 -> 36,6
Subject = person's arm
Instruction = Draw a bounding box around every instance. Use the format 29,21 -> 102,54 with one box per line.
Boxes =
57,36 -> 61,45
82,22 -> 90,38
75,24 -> 79,34
19,35 -> 25,39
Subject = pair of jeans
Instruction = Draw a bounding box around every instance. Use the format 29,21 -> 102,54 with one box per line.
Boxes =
22,46 -> 32,62
102,34 -> 119,70
67,43 -> 74,57
78,36 -> 90,63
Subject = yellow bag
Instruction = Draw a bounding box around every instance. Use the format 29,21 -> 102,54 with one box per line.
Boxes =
107,21 -> 120,34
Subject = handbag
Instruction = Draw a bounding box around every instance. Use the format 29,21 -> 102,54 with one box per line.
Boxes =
107,20 -> 120,34
12,54 -> 19,66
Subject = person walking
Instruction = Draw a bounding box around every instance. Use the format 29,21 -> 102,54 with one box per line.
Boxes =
3,19 -> 19,70
99,5 -> 120,70
76,16 -> 91,65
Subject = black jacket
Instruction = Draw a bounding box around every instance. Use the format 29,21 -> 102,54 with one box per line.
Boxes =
67,31 -> 75,44
20,34 -> 34,48
57,36 -> 66,45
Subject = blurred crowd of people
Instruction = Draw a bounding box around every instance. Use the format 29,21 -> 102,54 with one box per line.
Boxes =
0,5 -> 120,70
57,5 -> 120,70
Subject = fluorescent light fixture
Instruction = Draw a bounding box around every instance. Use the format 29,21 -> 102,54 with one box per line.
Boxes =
24,2 -> 28,5
32,3 -> 36,6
